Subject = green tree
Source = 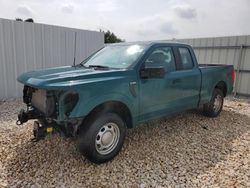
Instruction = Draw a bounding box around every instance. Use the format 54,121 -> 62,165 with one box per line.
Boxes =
15,18 -> 23,21
101,30 -> 124,43
15,18 -> 34,22
25,18 -> 34,22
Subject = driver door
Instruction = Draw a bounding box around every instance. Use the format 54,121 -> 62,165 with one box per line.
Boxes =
138,46 -> 182,122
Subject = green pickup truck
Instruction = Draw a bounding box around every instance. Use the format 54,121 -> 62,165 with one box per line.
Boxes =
17,41 -> 234,163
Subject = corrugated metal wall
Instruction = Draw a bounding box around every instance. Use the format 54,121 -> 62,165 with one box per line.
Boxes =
0,19 -> 249,98
0,18 -> 104,98
176,35 -> 250,97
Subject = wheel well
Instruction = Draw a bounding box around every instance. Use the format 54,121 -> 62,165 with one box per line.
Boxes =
80,101 -> 133,131
215,81 -> 227,97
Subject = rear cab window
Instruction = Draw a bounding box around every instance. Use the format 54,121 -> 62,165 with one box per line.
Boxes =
177,47 -> 194,70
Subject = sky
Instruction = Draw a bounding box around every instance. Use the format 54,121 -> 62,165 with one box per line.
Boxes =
0,0 -> 250,41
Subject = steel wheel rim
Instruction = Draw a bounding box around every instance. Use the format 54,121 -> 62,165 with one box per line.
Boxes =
95,122 -> 120,155
213,94 -> 222,112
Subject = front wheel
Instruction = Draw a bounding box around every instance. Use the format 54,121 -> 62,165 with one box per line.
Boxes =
77,113 -> 127,164
203,89 -> 224,117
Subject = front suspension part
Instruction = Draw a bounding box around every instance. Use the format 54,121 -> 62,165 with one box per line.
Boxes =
16,108 -> 42,125
32,121 -> 55,142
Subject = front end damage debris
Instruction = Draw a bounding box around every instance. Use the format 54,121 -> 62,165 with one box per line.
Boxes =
17,85 -> 81,141
32,121 -> 55,142
16,109 -> 55,142
16,86 -> 55,125
17,108 -> 82,142
31,119 -> 82,142
16,108 -> 43,125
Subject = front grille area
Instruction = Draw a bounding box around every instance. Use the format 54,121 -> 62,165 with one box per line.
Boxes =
31,89 -> 47,113
31,89 -> 56,116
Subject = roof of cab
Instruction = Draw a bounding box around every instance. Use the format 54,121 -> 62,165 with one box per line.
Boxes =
107,40 -> 191,48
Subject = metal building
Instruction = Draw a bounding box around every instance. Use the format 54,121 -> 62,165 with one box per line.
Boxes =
0,19 -> 249,99
0,18 -> 104,98
177,35 -> 250,97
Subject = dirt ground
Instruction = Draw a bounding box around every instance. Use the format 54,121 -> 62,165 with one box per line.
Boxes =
0,97 -> 249,187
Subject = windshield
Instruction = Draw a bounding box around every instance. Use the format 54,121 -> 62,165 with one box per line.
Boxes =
82,44 -> 146,69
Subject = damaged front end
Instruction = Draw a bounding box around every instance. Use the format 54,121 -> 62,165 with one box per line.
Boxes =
17,85 -> 81,141
17,86 -> 57,125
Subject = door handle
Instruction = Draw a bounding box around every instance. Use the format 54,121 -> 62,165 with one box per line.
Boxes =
173,79 -> 181,84
129,81 -> 137,97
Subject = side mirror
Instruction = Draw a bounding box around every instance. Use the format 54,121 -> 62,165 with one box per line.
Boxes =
140,67 -> 165,79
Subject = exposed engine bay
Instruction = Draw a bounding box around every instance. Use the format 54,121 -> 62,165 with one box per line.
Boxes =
17,85 -> 81,141
31,89 -> 56,116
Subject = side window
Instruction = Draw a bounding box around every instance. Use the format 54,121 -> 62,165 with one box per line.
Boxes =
178,48 -> 193,70
145,47 -> 176,72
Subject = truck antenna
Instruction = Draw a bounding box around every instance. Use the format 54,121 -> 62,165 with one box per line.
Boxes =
73,31 -> 77,67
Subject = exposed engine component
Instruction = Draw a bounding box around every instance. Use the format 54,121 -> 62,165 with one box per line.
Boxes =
32,121 -> 55,142
31,89 -> 56,116
16,108 -> 43,125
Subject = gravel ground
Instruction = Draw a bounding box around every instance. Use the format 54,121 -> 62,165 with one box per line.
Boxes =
0,98 -> 249,188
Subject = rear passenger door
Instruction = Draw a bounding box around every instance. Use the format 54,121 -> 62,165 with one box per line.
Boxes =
171,46 -> 201,109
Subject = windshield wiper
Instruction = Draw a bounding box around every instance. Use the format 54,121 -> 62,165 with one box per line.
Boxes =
76,63 -> 88,68
88,65 -> 110,69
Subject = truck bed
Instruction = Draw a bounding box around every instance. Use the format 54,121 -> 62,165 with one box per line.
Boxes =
198,63 -> 234,105
199,64 -> 232,68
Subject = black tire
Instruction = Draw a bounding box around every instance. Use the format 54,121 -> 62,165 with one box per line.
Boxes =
203,89 -> 224,117
77,112 -> 127,164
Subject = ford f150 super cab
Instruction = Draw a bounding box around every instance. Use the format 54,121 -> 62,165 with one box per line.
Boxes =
17,42 -> 234,163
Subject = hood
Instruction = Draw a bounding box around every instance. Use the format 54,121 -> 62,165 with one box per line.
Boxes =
17,66 -> 127,89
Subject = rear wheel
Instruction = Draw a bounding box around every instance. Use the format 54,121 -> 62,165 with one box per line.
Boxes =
77,112 -> 126,164
203,89 -> 224,117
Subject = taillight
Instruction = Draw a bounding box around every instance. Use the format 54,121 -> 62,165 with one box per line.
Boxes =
231,68 -> 235,82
